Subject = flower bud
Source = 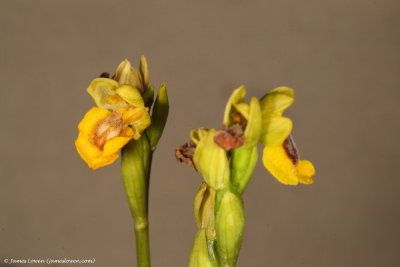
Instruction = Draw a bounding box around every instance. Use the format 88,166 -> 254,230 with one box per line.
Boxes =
114,59 -> 144,93
215,190 -> 244,267
147,83 -> 169,151
193,128 -> 230,190
139,55 -> 150,89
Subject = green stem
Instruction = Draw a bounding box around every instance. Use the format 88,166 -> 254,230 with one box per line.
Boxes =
121,137 -> 152,267
134,220 -> 151,267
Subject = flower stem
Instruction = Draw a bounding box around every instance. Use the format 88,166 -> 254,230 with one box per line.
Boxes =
121,138 -> 152,267
134,219 -> 151,267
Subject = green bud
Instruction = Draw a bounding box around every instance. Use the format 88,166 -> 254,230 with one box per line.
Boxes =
231,146 -> 258,194
147,83 -> 169,151
189,229 -> 215,267
114,59 -> 144,93
139,55 -> 150,89
193,129 -> 230,190
215,191 -> 245,267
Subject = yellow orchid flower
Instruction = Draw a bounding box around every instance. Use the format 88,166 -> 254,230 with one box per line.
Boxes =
75,74 -> 151,169
260,87 -> 315,185
75,104 -> 150,170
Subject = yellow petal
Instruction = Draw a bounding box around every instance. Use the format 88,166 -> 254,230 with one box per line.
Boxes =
116,85 -> 144,107
75,108 -> 117,169
260,116 -> 293,146
134,111 -> 151,135
77,107 -> 111,136
114,105 -> 150,139
75,107 -> 136,170
116,105 -> 147,125
297,160 -> 315,184
262,144 -> 316,185
260,87 -> 295,117
262,145 -> 298,185
86,78 -> 123,110
102,136 -> 132,157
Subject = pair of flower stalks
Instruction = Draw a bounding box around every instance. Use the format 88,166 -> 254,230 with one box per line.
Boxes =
75,56 -> 168,267
176,86 -> 315,267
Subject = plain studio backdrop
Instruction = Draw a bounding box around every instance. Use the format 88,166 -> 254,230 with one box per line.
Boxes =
1,0 -> 399,266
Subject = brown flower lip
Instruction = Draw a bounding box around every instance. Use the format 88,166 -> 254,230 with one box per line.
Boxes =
214,123 -> 244,151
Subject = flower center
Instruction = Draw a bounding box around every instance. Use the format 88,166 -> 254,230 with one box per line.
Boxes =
93,112 -> 128,150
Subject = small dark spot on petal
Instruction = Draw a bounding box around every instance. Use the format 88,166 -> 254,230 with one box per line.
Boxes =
283,135 -> 299,165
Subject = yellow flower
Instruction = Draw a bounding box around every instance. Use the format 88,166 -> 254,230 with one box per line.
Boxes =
75,75 -> 151,169
260,87 -> 315,185
75,104 -> 150,169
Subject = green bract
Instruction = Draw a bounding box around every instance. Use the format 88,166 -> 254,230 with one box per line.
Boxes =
193,128 -> 230,190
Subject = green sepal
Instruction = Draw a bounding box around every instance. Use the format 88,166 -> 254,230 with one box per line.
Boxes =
193,129 -> 230,190
215,190 -> 245,267
193,183 -> 217,240
242,97 -> 262,148
207,238 -> 220,267
142,85 -> 155,108
223,86 -> 246,125
260,87 -> 295,117
189,229 -> 216,267
147,83 -> 169,151
231,146 -> 258,194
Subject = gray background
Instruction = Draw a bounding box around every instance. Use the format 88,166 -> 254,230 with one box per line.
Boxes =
1,0 -> 399,266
